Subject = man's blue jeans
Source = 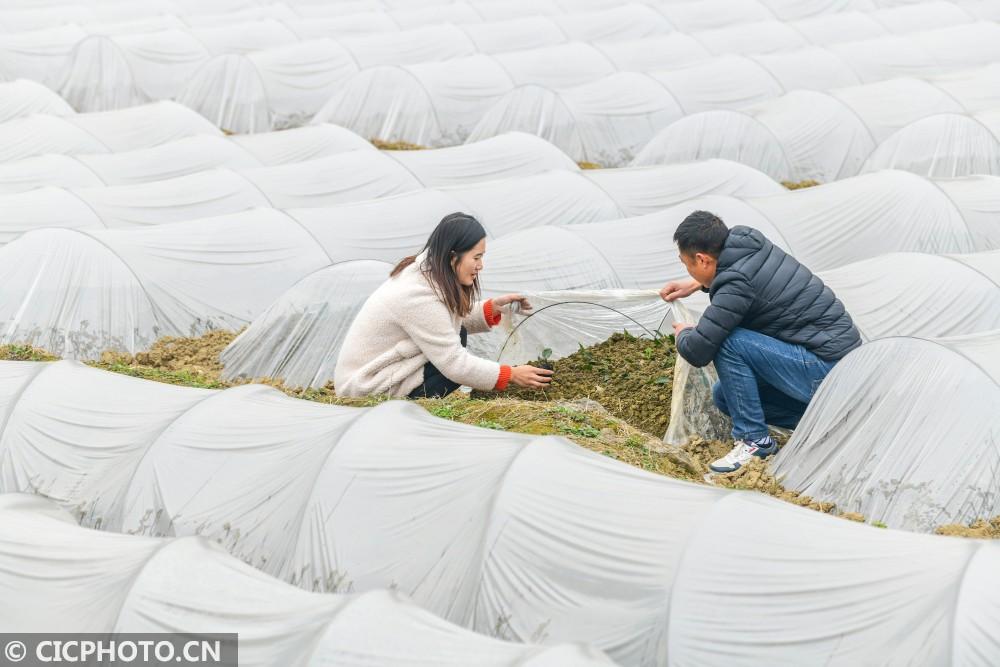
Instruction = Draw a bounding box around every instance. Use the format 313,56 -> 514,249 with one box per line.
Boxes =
711,327 -> 838,441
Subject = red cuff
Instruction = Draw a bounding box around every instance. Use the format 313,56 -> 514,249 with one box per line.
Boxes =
483,299 -> 502,327
494,365 -> 512,391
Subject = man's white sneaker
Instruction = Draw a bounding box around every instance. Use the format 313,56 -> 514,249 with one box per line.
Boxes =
709,437 -> 778,474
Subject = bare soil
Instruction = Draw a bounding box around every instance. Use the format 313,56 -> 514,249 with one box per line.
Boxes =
474,332 -> 676,436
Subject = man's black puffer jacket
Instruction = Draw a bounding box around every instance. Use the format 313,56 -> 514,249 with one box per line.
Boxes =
676,225 -> 862,368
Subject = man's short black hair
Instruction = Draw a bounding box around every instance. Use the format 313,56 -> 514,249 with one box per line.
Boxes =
673,210 -> 729,257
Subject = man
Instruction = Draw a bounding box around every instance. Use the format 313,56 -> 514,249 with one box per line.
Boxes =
660,210 -> 861,473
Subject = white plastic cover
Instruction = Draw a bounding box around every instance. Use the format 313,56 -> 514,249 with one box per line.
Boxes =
0,107 -> 212,163
0,494 -> 614,666
467,75 -> 683,166
634,63 -> 1000,183
1,366 -> 1000,665
1,169 -> 991,359
174,42 -> 358,133
745,170 -> 979,270
861,113 -> 1000,179
312,56 -> 516,146
310,14 -> 984,152
55,30 -> 211,111
0,154 -> 101,193
630,110 -> 795,182
774,329 -> 1000,531
0,123 -> 375,191
0,134 -> 637,236
695,20 -> 809,55
0,78 -> 74,118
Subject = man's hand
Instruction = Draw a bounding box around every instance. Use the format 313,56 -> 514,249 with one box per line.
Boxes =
673,322 -> 695,337
493,294 -> 532,313
659,279 -> 701,302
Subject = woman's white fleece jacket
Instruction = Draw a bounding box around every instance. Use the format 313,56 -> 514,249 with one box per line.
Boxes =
334,259 -> 510,398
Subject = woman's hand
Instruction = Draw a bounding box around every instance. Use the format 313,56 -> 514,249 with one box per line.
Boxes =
493,294 -> 532,313
510,365 -> 553,389
659,279 -> 702,302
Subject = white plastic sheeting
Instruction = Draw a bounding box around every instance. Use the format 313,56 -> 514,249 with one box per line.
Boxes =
221,247 -> 1000,389
0,78 -> 73,120
466,57 -> 787,166
1,363 -> 1000,666
0,494 -> 614,666
861,110 -> 1000,178
774,328 -> 1000,531
0,160 -> 783,357
0,150 -> 779,241
176,5 -> 693,132
316,18 -> 994,152
465,21 -> 1000,164
0,124 -> 373,192
0,5 -> 680,122
0,1 -> 979,135
0,101 -> 219,163
635,60 -> 1000,182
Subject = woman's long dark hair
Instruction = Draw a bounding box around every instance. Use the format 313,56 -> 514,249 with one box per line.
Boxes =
391,212 -> 487,318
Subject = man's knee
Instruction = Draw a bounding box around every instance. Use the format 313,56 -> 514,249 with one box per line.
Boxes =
719,327 -> 756,353
712,381 -> 729,415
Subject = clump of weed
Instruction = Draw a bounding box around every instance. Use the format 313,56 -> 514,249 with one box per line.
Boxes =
0,344 -> 58,361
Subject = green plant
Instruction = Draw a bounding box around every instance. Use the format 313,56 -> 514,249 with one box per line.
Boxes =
430,404 -> 457,419
540,348 -> 553,361
560,424 -> 600,438
0,344 -> 58,362
476,420 -> 506,431
872,520 -> 887,529
623,435 -> 646,449
548,405 -> 587,422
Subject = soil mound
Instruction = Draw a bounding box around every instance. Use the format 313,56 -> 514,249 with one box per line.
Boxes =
936,517 -> 1000,538
680,437 -> 838,514
100,330 -> 238,376
477,332 -> 676,436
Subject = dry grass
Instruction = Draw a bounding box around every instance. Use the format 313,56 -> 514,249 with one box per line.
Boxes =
577,161 -> 602,169
371,138 -> 426,151
936,517 -> 1000,538
782,179 -> 821,190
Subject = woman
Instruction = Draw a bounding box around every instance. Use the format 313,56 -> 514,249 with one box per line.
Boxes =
335,212 -> 553,399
